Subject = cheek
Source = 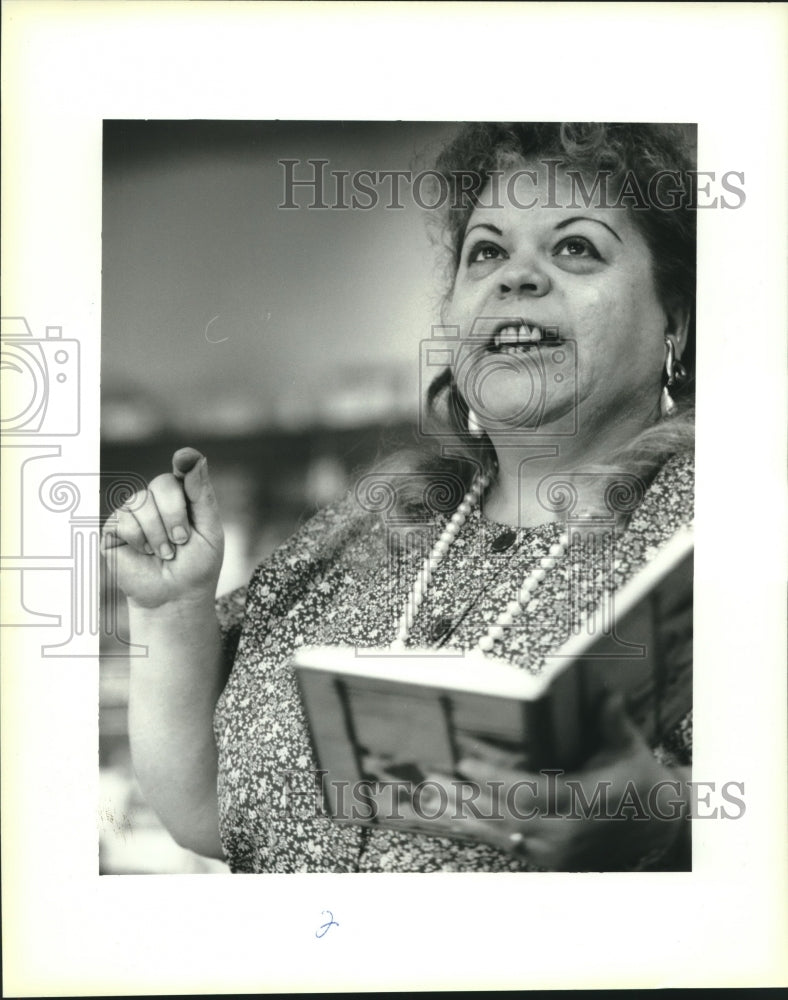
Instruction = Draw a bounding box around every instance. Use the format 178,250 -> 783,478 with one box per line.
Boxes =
443,293 -> 470,330
574,283 -> 666,364
440,295 -> 459,332
443,275 -> 488,325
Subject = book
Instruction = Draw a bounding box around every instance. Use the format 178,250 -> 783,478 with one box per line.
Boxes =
292,525 -> 693,838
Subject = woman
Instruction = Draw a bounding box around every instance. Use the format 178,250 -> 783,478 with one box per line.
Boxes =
103,122 -> 695,873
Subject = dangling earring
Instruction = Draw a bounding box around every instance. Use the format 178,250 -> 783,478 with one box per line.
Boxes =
660,335 -> 687,418
467,408 -> 485,437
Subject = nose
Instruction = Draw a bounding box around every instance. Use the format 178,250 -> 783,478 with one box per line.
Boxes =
497,254 -> 551,299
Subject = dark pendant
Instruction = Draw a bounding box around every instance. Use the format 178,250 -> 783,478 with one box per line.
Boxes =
491,528 -> 517,552
429,615 -> 454,643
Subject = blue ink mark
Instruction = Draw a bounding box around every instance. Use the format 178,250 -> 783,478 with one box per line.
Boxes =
316,909 -> 339,938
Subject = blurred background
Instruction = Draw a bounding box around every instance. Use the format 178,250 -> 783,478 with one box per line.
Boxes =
99,120 -> 458,873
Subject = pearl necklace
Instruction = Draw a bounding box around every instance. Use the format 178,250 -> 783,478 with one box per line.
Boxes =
391,473 -> 569,653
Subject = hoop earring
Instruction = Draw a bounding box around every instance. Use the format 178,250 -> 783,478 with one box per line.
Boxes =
467,408 -> 485,437
660,335 -> 687,418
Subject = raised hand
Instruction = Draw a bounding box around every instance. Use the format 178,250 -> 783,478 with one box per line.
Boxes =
101,447 -> 225,610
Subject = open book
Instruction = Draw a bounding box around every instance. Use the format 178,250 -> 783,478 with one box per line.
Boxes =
292,526 -> 693,836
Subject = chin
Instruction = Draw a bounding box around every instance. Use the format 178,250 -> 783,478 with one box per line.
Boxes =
465,377 -> 579,437
460,345 -> 578,429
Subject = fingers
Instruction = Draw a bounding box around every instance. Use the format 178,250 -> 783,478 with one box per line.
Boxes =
100,512 -> 126,550
171,447 -> 221,539
157,473 -> 199,554
102,474 -> 192,561
124,487 -> 176,559
101,510 -> 151,555
101,446 -> 222,569
415,770 -> 549,859
454,732 -> 531,770
457,753 -> 542,791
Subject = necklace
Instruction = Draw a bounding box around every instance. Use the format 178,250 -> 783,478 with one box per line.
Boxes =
391,473 -> 569,653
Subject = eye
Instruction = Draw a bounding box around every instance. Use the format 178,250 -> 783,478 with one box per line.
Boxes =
554,236 -> 601,260
468,241 -> 507,265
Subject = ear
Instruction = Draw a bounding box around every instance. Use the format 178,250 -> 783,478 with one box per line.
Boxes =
663,302 -> 691,359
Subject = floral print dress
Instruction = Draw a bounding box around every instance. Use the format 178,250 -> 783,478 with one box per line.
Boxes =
214,452 -> 694,872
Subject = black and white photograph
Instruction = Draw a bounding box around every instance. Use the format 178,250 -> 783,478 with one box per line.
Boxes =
2,2 -> 786,994
99,118 -> 698,877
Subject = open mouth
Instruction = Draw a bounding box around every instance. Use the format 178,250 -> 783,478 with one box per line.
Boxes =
486,322 -> 561,354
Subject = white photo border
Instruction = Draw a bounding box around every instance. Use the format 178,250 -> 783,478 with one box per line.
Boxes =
2,1 -> 787,994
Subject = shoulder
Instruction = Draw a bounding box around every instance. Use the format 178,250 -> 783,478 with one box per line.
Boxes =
626,449 -> 694,538
215,493 -> 378,652
227,491 -> 379,601
263,492 -> 376,571
643,449 -> 694,506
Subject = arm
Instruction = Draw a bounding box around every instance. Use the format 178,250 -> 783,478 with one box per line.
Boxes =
127,596 -> 228,858
102,448 -> 228,858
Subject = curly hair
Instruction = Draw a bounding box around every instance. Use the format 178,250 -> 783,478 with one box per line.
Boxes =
432,122 -> 696,388
358,123 -> 697,532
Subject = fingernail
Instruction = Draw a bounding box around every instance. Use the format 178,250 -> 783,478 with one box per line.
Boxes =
199,457 -> 208,481
159,543 -> 174,560
144,544 -> 154,556
171,526 -> 188,544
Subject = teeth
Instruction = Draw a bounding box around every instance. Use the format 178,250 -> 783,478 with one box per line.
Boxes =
495,325 -> 519,347
493,323 -> 544,349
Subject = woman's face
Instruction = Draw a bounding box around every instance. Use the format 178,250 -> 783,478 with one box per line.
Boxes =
442,161 -> 686,439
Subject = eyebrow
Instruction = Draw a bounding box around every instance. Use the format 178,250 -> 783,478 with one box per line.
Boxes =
554,216 -> 622,242
463,217 -> 623,244
463,223 -> 503,240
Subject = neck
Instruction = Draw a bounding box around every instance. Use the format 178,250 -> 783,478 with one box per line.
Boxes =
482,409 -> 657,527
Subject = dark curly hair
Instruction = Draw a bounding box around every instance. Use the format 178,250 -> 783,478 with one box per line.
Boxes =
436,123 -> 694,319
359,123 -> 697,530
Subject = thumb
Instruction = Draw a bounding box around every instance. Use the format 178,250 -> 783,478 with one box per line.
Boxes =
171,447 -> 222,537
172,446 -> 203,483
